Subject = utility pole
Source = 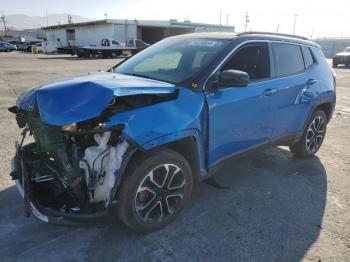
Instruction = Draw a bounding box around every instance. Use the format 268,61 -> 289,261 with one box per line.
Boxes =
244,12 -> 249,32
68,14 -> 72,24
276,24 -> 280,32
292,14 -> 298,34
1,11 -> 7,36
226,13 -> 229,26
45,9 -> 49,27
219,11 -> 222,25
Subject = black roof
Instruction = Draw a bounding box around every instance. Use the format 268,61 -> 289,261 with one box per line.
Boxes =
174,31 -> 320,48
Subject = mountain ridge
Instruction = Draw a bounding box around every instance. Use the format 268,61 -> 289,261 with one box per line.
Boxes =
4,14 -> 92,30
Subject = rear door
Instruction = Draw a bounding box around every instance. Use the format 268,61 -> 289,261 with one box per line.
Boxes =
206,42 -> 275,166
269,42 -> 317,139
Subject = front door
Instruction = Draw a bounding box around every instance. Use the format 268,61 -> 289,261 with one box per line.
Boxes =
206,42 -> 274,166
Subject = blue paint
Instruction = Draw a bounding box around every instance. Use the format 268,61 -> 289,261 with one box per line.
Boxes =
16,73 -> 175,126
15,36 -> 336,178
105,88 -> 208,175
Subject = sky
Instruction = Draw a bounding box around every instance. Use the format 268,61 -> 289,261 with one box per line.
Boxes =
1,0 -> 349,37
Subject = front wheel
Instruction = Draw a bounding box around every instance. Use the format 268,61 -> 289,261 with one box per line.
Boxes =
117,148 -> 193,233
289,110 -> 328,158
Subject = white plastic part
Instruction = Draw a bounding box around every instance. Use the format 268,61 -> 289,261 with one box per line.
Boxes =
94,140 -> 128,206
79,131 -> 128,207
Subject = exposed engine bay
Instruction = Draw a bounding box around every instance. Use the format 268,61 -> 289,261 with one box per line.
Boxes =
8,92 -> 174,218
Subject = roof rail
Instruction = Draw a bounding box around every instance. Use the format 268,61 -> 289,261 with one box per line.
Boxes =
237,31 -> 309,41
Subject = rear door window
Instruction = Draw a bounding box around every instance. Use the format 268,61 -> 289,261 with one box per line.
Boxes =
272,43 -> 304,77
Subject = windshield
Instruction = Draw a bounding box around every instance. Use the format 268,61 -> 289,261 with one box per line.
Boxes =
114,38 -> 229,84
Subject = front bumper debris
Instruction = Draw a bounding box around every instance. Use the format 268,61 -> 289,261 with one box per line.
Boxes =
15,179 -> 49,223
11,154 -> 117,226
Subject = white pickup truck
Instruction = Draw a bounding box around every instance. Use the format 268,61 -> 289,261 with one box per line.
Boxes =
76,38 -> 149,58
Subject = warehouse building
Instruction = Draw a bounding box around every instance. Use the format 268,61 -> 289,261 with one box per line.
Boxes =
42,19 -> 235,47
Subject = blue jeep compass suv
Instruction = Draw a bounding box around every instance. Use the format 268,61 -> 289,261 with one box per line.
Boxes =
9,32 -> 336,233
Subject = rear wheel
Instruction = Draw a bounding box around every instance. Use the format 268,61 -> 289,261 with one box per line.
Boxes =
289,110 -> 327,158
332,60 -> 338,68
118,148 -> 193,233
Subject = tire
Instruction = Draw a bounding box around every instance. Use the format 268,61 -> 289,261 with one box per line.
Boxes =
289,110 -> 328,158
332,61 -> 338,68
118,148 -> 193,234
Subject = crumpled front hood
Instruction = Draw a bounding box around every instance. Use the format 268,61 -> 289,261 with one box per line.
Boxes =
16,72 -> 176,126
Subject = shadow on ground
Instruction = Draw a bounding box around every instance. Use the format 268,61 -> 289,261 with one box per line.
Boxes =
0,147 -> 326,262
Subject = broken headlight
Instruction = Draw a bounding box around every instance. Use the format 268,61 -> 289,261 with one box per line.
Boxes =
61,123 -> 77,132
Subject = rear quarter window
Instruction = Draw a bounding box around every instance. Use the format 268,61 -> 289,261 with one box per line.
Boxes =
302,46 -> 315,68
311,48 -> 329,67
272,43 -> 304,77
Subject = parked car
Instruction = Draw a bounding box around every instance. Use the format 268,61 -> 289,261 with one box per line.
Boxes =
126,39 -> 150,50
333,47 -> 350,67
31,43 -> 43,54
8,40 -> 22,49
18,43 -> 31,51
0,42 -> 16,52
9,32 -> 336,233
18,41 -> 41,52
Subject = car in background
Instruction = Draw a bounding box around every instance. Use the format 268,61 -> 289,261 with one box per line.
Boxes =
126,39 -> 150,50
8,41 -> 22,49
0,42 -> 16,52
333,47 -> 350,67
9,32 -> 336,233
31,43 -> 43,54
18,41 -> 41,52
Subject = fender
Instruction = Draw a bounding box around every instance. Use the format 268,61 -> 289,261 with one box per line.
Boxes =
142,129 -> 207,176
303,93 -> 336,130
105,87 -> 208,176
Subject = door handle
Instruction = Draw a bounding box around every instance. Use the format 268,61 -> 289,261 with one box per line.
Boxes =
262,88 -> 277,96
306,79 -> 318,86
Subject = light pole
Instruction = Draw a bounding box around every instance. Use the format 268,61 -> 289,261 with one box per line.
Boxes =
1,11 -> 7,36
244,12 -> 250,32
104,13 -> 108,20
293,14 -> 298,34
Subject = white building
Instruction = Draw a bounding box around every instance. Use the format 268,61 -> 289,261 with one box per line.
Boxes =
42,19 -> 235,47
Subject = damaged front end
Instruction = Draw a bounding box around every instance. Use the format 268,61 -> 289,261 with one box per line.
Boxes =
8,73 -> 177,225
9,107 -> 132,224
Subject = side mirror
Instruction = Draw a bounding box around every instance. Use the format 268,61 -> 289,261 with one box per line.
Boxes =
218,70 -> 249,88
